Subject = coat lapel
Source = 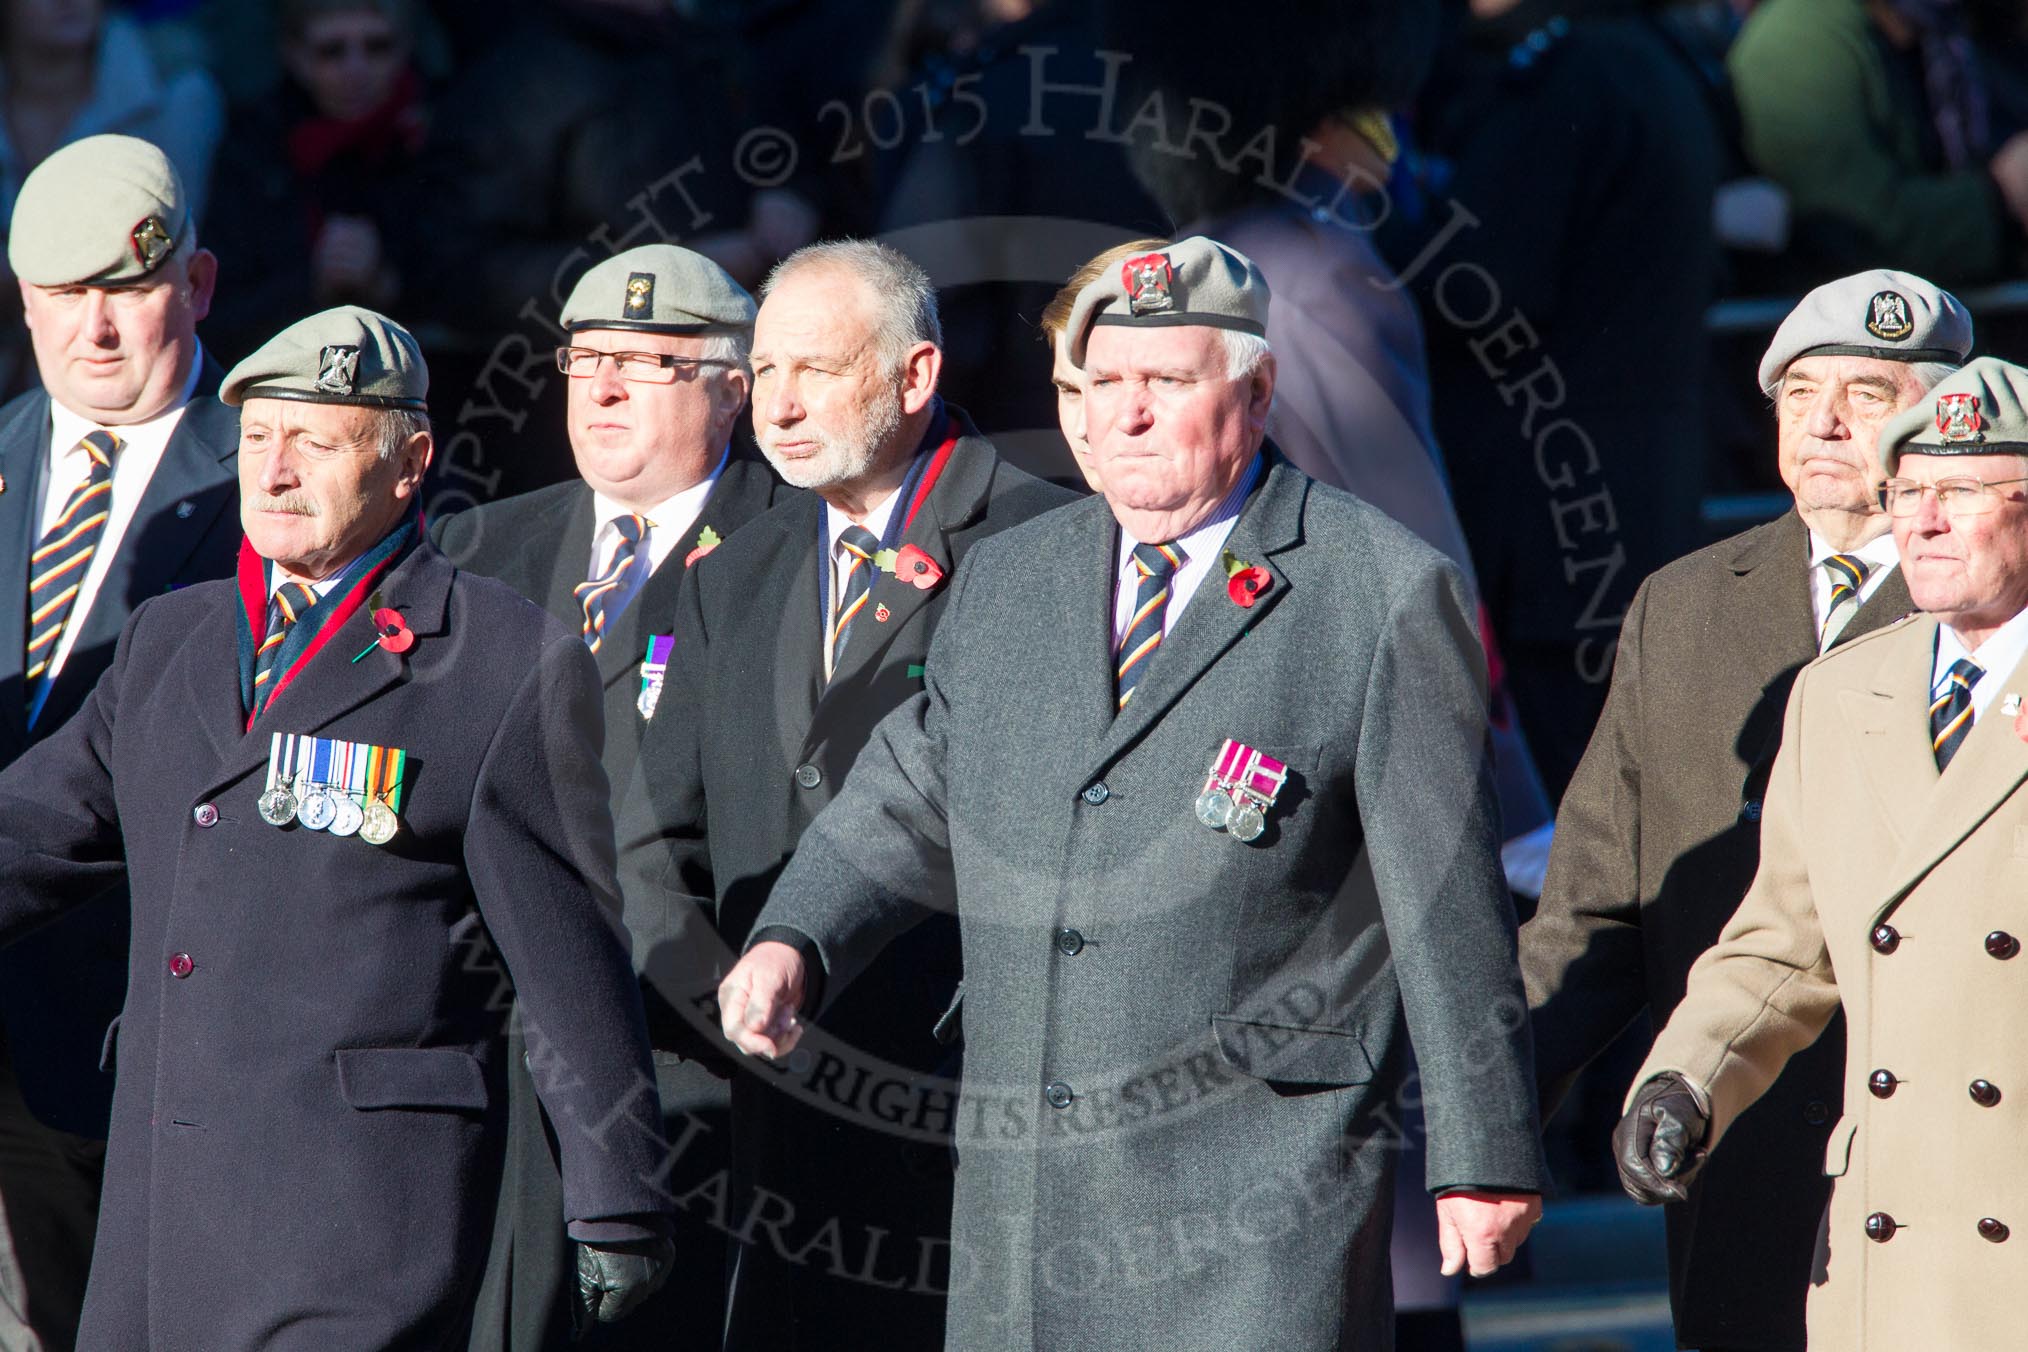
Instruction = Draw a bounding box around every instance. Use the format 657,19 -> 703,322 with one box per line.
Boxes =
198,544 -> 454,795
768,498 -> 825,771
1873,635 -> 2028,921
1836,616 -> 1935,855
1096,458 -> 1302,770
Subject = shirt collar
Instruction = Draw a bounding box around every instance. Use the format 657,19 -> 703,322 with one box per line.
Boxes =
826,479 -> 906,557
1806,527 -> 1901,573
1118,453 -> 1264,563
590,447 -> 728,541
1936,603 -> 2028,691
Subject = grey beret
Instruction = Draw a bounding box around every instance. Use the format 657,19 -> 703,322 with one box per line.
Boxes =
1065,235 -> 1270,367
222,307 -> 428,411
1878,356 -> 2028,477
561,245 -> 756,335
1757,268 -> 1972,392
9,134 -> 190,286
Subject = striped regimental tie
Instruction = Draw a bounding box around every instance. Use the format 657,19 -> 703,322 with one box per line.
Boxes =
827,524 -> 882,678
1820,553 -> 1873,649
25,429 -> 121,693
575,514 -> 647,655
252,582 -> 319,716
1116,541 -> 1186,711
1931,656 -> 1984,771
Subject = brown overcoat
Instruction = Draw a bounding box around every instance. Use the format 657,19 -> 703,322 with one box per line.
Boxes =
1639,610 -> 2028,1350
1522,510 -> 1910,1349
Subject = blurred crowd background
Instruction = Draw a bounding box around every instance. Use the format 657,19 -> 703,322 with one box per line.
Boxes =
10,0 -> 2026,1218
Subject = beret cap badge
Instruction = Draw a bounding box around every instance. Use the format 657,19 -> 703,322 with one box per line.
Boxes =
316,344 -> 361,396
623,272 -> 655,320
1936,392 -> 1984,443
1866,290 -> 1914,342
130,215 -> 172,270
1121,252 -> 1174,317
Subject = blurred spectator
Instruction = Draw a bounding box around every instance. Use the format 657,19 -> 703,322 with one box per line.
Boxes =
1378,0 -> 1722,799
0,0 -> 219,226
879,0 -> 1167,482
1731,0 -> 2028,284
202,0 -> 428,363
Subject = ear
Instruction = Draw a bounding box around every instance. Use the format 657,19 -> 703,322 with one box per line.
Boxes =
391,430 -> 434,500
716,366 -> 751,421
897,341 -> 942,417
1245,352 -> 1276,434
183,249 -> 219,322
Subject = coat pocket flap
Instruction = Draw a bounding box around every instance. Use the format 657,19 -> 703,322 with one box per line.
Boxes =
336,1047 -> 488,1112
1823,1116 -> 1858,1177
1211,1015 -> 1374,1086
98,1015 -> 121,1074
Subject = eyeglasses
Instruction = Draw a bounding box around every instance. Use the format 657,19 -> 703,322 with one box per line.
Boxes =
555,347 -> 736,385
1879,476 -> 2028,517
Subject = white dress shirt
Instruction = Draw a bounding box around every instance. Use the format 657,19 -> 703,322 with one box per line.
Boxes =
1806,528 -> 1901,641
585,448 -> 727,586
1111,455 -> 1264,647
29,353 -> 205,717
1933,605 -> 2028,727
822,481 -> 906,679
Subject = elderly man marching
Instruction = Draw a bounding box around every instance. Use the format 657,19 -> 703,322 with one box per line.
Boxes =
0,307 -> 676,1348
1618,355 -> 2028,1349
712,236 -> 1545,1351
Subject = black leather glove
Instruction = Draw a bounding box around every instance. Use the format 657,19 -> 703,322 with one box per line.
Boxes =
574,1236 -> 675,1332
1613,1071 -> 1711,1205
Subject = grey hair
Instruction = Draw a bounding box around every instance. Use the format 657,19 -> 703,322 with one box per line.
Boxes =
761,239 -> 942,374
1764,358 -> 1962,402
1218,329 -> 1273,381
372,407 -> 431,461
695,328 -> 751,374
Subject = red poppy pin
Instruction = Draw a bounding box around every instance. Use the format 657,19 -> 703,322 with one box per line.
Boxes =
875,544 -> 944,590
684,524 -> 723,567
1222,549 -> 1270,608
372,607 -> 415,654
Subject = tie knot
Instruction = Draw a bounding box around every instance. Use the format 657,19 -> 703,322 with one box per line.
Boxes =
838,524 -> 881,562
1824,553 -> 1871,590
612,514 -> 646,545
271,582 -> 316,626
1132,541 -> 1186,580
1948,657 -> 1984,691
80,428 -> 120,470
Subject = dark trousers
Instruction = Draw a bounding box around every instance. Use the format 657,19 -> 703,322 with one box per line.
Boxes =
0,1040 -> 102,1352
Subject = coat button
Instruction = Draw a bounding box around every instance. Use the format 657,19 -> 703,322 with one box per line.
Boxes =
1740,799 -> 1762,822
1980,1218 -> 2011,1243
1971,1079 -> 2003,1107
1055,928 -> 1085,956
1044,1080 -> 1074,1110
1080,782 -> 1110,806
1803,1100 -> 1830,1126
1871,925 -> 1902,955
1869,1069 -> 1899,1099
168,953 -> 194,979
794,764 -> 822,790
192,802 -> 218,828
1987,931 -> 2020,960
1865,1212 -> 1898,1242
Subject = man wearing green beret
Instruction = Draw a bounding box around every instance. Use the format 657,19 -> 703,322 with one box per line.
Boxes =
0,132 -> 238,1352
0,305 -> 678,1348
1619,355 -> 2028,1347
434,243 -> 784,1352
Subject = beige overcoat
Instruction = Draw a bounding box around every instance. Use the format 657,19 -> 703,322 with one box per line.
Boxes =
1639,610 -> 2028,1349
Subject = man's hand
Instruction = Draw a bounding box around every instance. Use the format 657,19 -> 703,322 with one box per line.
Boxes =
1435,1190 -> 1542,1277
717,940 -> 808,1059
1613,1071 -> 1711,1204
574,1236 -> 674,1329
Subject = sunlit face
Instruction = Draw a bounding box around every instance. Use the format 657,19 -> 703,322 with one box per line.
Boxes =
1082,324 -> 1271,520
1050,335 -> 1103,492
21,250 -> 216,424
1891,451 -> 2028,635
565,328 -> 748,508
749,267 -> 907,491
284,8 -> 409,122
238,398 -> 430,582
1775,355 -> 1931,517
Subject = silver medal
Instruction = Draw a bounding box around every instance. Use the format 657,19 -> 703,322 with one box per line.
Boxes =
327,797 -> 365,838
258,785 -> 298,827
1195,788 -> 1233,830
360,801 -> 399,846
1227,802 -> 1265,843
297,784 -> 337,831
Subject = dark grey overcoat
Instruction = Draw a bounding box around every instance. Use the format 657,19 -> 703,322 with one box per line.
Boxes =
750,457 -> 1547,1351
1521,509 -> 1913,1350
0,540 -> 672,1350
